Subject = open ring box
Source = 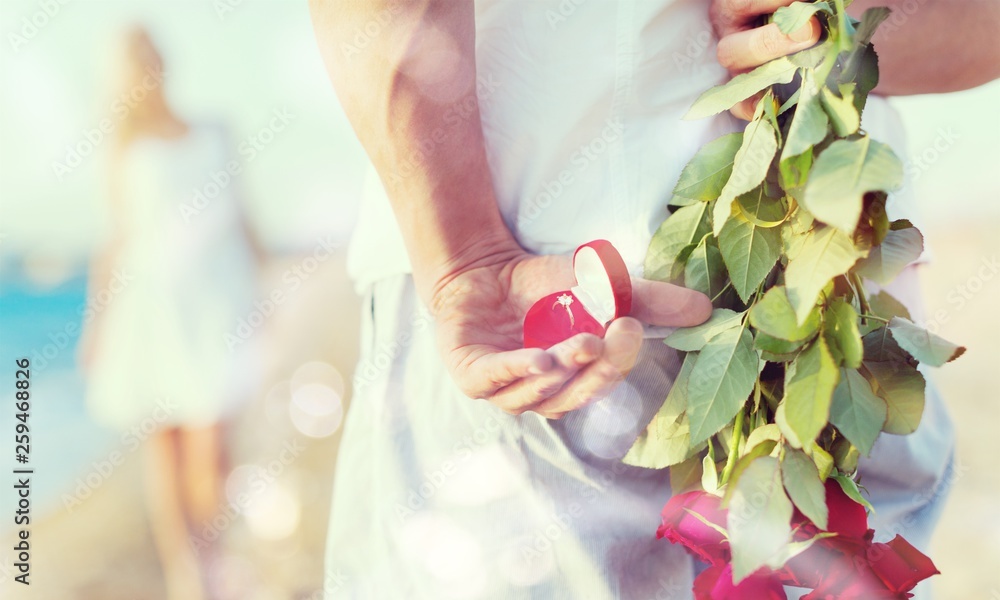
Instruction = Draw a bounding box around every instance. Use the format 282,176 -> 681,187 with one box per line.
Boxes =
523,239 -> 633,349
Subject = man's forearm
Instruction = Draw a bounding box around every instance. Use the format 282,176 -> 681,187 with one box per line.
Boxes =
309,0 -> 518,303
850,0 -> 1000,95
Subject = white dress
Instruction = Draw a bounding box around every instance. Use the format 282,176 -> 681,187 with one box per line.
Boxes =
326,1 -> 954,598
86,123 -> 258,430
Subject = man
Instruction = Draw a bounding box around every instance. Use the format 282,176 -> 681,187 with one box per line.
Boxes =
309,0 -> 999,597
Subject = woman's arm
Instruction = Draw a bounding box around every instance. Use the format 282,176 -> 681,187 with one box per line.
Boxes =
849,0 -> 1000,95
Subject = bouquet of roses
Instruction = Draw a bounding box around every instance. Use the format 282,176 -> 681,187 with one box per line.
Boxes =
624,0 -> 964,597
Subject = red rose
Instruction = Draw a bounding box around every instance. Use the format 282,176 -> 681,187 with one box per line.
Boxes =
694,564 -> 787,600
867,535 -> 940,594
781,480 -> 872,587
822,480 -> 869,540
657,491 -> 730,566
800,556 -> 905,600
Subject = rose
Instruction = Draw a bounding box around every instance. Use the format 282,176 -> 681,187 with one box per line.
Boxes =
782,480 -> 874,587
867,535 -> 941,595
694,564 -> 786,600
656,491 -> 730,566
657,482 -> 938,599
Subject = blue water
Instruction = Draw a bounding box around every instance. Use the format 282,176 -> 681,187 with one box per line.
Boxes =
0,269 -> 120,521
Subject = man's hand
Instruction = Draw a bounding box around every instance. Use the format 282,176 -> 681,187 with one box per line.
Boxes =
710,0 -> 822,119
430,244 -> 713,420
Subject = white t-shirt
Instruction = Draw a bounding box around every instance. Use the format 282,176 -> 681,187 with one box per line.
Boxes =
346,0 -> 920,293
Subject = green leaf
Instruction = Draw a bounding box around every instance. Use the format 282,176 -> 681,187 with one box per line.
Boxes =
830,473 -> 875,513
863,360 -> 926,435
702,452 -> 720,493
862,326 -> 909,362
668,194 -> 699,207
780,207 -> 815,260
832,438 -> 860,473
789,40 -> 831,69
778,337 -> 839,448
773,1 -> 832,34
888,317 -> 966,366
673,133 -> 744,201
854,226 -> 924,284
854,7 -> 891,47
722,439 -> 779,504
781,70 -> 829,161
645,203 -> 712,282
685,57 -> 798,120
824,298 -> 863,368
755,331 -> 807,356
749,286 -> 821,342
785,225 -> 863,324
685,236 -> 728,298
820,86 -> 860,136
624,354 -> 705,468
781,447 -> 829,529
719,197 -> 782,303
830,368 -> 887,456
727,457 -> 793,582
779,148 -> 813,199
862,291 -> 911,336
851,45 -> 880,113
868,290 -> 912,320
765,533 -> 837,570
745,424 -> 782,455
715,117 -> 778,235
665,309 -> 744,351
802,137 -> 903,234
807,443 -> 835,480
687,327 -> 758,446
670,454 -> 704,494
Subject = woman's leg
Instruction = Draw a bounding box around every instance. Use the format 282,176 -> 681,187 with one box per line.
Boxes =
143,427 -> 207,600
178,423 -> 226,528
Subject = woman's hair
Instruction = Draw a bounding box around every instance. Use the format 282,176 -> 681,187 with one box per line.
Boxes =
110,25 -> 167,147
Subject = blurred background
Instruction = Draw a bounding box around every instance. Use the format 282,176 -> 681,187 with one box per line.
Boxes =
0,1 -> 997,599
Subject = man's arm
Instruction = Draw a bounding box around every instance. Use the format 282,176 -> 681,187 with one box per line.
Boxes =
308,0 -> 517,307
849,0 -> 1000,95
309,0 -> 712,417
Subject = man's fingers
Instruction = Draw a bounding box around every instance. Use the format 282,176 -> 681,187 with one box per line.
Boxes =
731,95 -> 760,121
713,0 -> 813,37
717,19 -> 821,72
457,347 -> 556,398
529,317 -> 644,416
630,278 -> 713,327
488,334 -> 603,413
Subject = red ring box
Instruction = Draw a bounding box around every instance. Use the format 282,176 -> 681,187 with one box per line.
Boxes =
523,239 -> 633,349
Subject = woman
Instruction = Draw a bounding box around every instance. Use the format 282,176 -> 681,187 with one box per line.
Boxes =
309,0 -> 999,597
80,26 -> 260,600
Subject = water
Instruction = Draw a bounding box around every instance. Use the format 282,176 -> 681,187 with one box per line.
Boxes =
0,268 -> 120,521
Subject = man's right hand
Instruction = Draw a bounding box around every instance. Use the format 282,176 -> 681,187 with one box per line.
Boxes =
429,241 -> 713,420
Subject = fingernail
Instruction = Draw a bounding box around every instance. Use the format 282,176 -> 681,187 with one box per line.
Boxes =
789,22 -> 816,44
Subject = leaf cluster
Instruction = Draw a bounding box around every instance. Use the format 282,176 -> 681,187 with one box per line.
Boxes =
626,0 -> 964,582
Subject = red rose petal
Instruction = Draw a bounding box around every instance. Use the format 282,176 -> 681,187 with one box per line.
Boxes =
710,565 -> 787,600
868,535 -> 940,593
693,565 -> 725,600
800,557 -> 901,600
657,491 -> 731,566
824,479 -> 869,540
